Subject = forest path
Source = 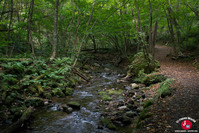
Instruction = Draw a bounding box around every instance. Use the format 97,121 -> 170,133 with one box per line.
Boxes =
140,45 -> 199,132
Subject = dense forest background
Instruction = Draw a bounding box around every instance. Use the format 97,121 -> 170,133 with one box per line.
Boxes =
0,0 -> 198,59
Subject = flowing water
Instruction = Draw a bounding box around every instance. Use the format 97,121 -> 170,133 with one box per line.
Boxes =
22,63 -> 132,133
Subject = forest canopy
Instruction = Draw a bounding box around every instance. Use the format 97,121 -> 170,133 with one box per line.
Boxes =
0,0 -> 198,59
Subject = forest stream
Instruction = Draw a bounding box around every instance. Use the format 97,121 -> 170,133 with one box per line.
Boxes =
20,63 -> 132,133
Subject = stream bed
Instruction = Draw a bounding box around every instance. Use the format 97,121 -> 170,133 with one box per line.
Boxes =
22,63 -> 133,133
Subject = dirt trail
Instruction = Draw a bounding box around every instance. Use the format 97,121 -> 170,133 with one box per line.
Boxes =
140,45 -> 199,132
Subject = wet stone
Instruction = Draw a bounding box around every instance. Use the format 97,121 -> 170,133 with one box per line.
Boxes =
124,111 -> 136,118
118,106 -> 130,111
67,101 -> 81,110
131,83 -> 139,89
62,104 -> 73,113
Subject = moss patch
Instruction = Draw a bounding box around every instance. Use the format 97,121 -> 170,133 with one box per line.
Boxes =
107,89 -> 123,95
102,117 -> 116,130
142,73 -> 167,86
128,52 -> 160,77
157,79 -> 174,98
102,95 -> 112,101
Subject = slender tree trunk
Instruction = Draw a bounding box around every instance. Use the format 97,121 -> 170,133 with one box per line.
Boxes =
148,0 -> 153,53
0,0 -> 7,21
167,7 -> 179,55
132,8 -> 138,32
50,0 -> 59,60
135,0 -> 142,33
6,0 -> 13,57
89,35 -> 97,53
66,9 -> 75,55
73,0 -> 96,67
27,0 -> 35,57
135,0 -> 142,52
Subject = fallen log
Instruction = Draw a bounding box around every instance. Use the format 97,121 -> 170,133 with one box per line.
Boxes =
71,68 -> 90,82
2,107 -> 34,133
0,58 -> 31,62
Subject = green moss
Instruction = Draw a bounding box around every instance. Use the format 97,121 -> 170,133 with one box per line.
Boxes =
102,95 -> 112,101
143,100 -> 153,108
139,108 -> 153,120
65,87 -> 73,96
142,73 -> 166,86
128,52 -> 160,77
102,118 -> 116,130
157,79 -> 174,98
107,89 -> 123,95
98,91 -> 107,95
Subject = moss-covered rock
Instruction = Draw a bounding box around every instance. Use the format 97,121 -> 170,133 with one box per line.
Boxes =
142,73 -> 166,86
102,117 -> 116,130
157,79 -> 174,98
67,101 -> 81,110
128,52 -> 160,77
107,89 -> 123,95
102,95 -> 112,101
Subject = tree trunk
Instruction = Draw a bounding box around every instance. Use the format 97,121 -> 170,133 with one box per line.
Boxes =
6,0 -> 13,57
148,0 -> 153,53
50,0 -> 59,60
89,35 -> 97,53
66,8 -> 75,55
135,0 -> 142,52
0,0 -> 7,21
135,0 -> 142,33
132,8 -> 138,33
73,0 -> 96,67
27,0 -> 35,58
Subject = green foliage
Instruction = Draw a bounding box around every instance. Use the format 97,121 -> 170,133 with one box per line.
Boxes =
101,117 -> 116,130
128,52 -> 160,77
0,57 -> 78,122
65,87 -> 73,96
143,100 -> 153,108
142,73 -> 167,86
157,79 -> 174,98
139,108 -> 153,120
102,95 -> 112,101
107,89 -> 123,95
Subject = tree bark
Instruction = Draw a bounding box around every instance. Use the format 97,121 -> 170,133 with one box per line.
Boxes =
89,35 -> 97,53
134,0 -> 142,52
50,0 -> 59,60
148,0 -> 153,53
135,0 -> 142,33
27,0 -> 35,58
6,0 -> 13,57
73,0 -> 96,67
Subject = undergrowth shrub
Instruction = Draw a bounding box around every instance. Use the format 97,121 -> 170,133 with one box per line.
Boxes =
128,52 -> 160,77
157,78 -> 174,98
0,57 -> 80,122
